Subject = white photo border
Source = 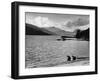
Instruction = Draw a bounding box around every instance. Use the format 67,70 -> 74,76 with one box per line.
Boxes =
19,5 -> 96,76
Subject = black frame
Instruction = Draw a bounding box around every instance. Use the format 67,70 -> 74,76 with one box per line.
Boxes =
11,1 -> 98,79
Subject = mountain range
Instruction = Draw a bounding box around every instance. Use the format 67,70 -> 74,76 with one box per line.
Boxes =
26,23 -> 80,37
42,27 -> 76,37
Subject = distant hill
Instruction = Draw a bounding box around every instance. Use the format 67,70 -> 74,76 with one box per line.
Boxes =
26,23 -> 76,37
26,23 -> 56,35
43,27 -> 76,37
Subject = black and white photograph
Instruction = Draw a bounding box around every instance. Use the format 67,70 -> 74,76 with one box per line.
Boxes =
25,12 -> 90,68
11,1 -> 97,79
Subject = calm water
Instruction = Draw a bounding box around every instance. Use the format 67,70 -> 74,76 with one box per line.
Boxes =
25,35 -> 89,68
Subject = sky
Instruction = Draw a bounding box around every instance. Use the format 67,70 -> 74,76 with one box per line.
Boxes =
25,12 -> 89,32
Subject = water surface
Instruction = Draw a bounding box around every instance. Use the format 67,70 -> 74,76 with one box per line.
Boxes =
25,35 -> 89,68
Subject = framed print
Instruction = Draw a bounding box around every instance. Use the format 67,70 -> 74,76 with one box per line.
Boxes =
11,1 -> 98,79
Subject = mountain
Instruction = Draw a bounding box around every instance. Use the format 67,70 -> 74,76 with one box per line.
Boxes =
43,27 -> 76,37
26,23 -> 56,35
26,23 -> 76,37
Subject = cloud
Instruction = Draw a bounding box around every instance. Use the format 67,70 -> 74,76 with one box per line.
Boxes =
78,24 -> 89,30
26,16 -> 54,28
33,16 -> 54,27
59,18 -> 89,32
26,16 -> 89,32
65,18 -> 89,28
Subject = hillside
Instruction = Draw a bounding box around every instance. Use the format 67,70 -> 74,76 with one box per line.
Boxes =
26,23 -> 76,37
26,23 -> 55,35
43,27 -> 75,37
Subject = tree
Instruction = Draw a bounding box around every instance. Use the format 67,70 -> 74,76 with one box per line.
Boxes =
75,28 -> 89,41
75,29 -> 81,38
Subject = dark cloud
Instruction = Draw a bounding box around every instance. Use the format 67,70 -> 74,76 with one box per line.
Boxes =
66,18 -> 89,28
